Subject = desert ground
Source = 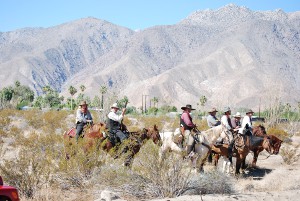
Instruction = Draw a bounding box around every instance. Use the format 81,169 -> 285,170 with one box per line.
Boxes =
97,136 -> 300,201
1,111 -> 300,201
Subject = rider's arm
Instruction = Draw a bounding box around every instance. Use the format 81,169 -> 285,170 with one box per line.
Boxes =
86,111 -> 93,123
207,115 -> 218,127
242,116 -> 251,129
76,110 -> 85,123
108,111 -> 123,122
221,116 -> 232,130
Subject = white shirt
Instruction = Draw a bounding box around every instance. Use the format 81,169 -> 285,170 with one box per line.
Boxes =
221,115 -> 232,130
242,115 -> 252,130
108,109 -> 123,122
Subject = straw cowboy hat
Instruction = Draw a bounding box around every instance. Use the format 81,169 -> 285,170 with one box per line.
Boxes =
111,103 -> 119,109
208,107 -> 218,113
246,109 -> 254,114
181,104 -> 196,110
223,106 -> 231,113
79,101 -> 88,106
233,112 -> 242,118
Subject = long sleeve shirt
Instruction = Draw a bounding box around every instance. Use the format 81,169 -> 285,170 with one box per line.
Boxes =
207,114 -> 221,128
181,112 -> 195,129
242,115 -> 252,130
76,109 -> 93,124
221,115 -> 232,130
108,110 -> 123,122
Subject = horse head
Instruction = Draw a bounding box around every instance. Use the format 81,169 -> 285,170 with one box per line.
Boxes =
142,124 -> 161,144
253,125 -> 267,137
269,135 -> 283,155
262,136 -> 274,154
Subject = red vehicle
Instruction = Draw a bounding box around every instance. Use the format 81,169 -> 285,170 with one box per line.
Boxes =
0,176 -> 20,201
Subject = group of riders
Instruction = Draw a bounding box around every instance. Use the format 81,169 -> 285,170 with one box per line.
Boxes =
181,104 -> 254,158
74,100 -> 254,157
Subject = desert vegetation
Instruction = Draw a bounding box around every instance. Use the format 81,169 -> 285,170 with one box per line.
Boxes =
0,105 -> 299,201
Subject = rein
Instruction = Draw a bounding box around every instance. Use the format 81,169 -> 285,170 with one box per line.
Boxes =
193,128 -> 211,152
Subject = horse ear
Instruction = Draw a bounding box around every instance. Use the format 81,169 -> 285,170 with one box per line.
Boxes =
154,124 -> 158,130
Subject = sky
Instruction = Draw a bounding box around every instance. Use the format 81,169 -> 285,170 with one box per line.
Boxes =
1,0 -> 300,32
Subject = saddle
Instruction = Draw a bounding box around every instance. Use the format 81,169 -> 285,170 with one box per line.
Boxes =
234,134 -> 246,151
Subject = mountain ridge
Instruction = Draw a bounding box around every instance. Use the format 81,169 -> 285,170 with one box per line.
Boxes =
1,4 -> 300,111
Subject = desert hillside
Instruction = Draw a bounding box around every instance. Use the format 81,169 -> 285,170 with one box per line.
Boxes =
0,4 -> 300,109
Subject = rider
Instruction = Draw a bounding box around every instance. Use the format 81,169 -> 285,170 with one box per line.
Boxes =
107,103 -> 128,145
241,109 -> 254,133
231,112 -> 242,129
207,107 -> 221,128
180,104 -> 197,156
75,101 -> 93,142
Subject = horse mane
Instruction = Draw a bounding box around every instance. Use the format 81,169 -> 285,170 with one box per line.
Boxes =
202,125 -> 223,136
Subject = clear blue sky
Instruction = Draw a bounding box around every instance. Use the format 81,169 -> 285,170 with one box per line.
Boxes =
1,0 -> 300,32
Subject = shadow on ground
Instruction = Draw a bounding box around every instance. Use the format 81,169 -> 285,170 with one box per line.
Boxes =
242,167 -> 273,180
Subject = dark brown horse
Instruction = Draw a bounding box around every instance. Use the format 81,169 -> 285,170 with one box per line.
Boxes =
212,129 -> 273,174
251,125 -> 283,166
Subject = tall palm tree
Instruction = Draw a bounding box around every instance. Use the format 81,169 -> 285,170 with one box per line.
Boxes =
100,85 -> 107,109
68,86 -> 77,110
152,97 -> 159,108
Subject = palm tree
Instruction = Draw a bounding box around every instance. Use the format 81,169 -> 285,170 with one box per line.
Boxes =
99,85 -> 107,109
200,95 -> 207,107
14,81 -> 21,88
152,97 -> 159,108
80,85 -> 86,93
68,86 -> 77,110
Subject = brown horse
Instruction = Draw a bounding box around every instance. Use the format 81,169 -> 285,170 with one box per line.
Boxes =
251,125 -> 283,166
63,123 -> 161,166
212,129 -> 273,175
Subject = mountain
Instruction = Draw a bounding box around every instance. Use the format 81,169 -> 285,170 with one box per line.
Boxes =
1,4 -> 300,111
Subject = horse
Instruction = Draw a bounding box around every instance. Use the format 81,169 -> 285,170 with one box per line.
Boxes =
160,128 -> 211,173
211,130 -> 274,174
63,123 -> 161,166
251,125 -> 283,166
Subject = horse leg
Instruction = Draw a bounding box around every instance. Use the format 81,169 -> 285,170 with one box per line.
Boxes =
213,153 -> 220,167
222,157 -> 228,173
235,157 -> 242,175
251,149 -> 259,167
207,153 -> 213,163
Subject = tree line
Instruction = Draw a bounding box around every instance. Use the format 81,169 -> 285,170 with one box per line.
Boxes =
0,81 -> 177,114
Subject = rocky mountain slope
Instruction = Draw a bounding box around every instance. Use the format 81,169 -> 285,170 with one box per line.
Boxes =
1,4 -> 299,110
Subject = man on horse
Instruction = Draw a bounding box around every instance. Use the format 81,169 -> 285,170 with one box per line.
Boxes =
231,112 -> 242,129
207,107 -> 221,128
215,107 -> 236,158
107,103 -> 128,145
75,101 -> 93,142
180,104 -> 197,156
241,109 -> 254,133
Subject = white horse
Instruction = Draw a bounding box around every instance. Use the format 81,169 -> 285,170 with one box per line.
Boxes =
159,128 -> 211,172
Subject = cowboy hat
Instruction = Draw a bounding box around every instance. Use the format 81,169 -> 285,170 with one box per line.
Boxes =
246,109 -> 254,114
223,106 -> 231,113
79,101 -> 88,106
234,112 -> 241,118
181,104 -> 196,110
208,107 -> 218,113
111,103 -> 119,109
